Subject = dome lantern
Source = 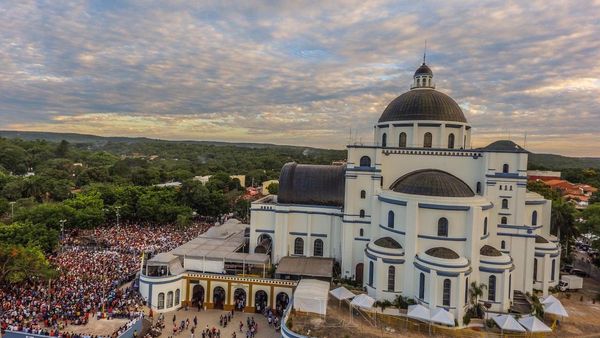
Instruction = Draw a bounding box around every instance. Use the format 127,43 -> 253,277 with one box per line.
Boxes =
411,61 -> 435,89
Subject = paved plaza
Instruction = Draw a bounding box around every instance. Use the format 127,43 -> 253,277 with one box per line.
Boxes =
155,309 -> 280,338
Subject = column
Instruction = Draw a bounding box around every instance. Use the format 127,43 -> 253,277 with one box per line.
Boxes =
428,270 -> 438,309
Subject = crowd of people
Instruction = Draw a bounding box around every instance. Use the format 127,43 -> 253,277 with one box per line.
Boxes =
0,221 -> 213,337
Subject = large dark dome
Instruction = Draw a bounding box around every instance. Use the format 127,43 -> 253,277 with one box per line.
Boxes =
378,89 -> 467,123
390,169 -> 474,197
414,63 -> 433,76
278,162 -> 346,206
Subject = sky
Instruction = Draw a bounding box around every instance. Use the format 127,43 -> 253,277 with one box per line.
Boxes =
0,1 -> 599,156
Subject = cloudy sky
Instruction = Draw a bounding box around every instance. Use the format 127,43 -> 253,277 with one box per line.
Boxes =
1,1 -> 599,156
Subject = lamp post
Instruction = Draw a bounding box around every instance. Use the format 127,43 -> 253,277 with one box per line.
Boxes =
115,206 -> 121,227
59,219 -> 66,253
9,201 -> 15,220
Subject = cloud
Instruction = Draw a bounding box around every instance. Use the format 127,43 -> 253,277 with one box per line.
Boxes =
0,0 -> 599,156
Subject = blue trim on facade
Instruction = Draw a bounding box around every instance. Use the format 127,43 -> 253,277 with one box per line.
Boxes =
479,266 -> 509,273
289,232 -> 307,236
366,245 -> 405,257
526,200 -> 547,205
535,246 -> 559,252
365,249 -> 377,261
379,224 -> 406,235
140,276 -> 184,286
480,259 -> 512,266
438,270 -> 461,277
347,167 -> 382,173
255,229 -> 275,233
497,232 -> 536,238
482,203 -> 494,210
499,195 -> 512,198
148,283 -> 152,307
498,224 -> 542,230
354,237 -> 371,241
480,233 -> 490,240
418,203 -> 470,211
418,122 -> 442,127
418,234 -> 467,241
413,261 -> 431,273
345,175 -> 357,179
311,233 -> 328,238
343,219 -> 371,224
382,258 -> 406,264
377,124 -> 389,128
498,212 -> 511,216
378,195 -> 407,206
486,173 -> 525,179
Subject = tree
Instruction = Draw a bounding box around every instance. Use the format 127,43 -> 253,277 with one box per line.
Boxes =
64,192 -> 105,228
234,199 -> 250,222
15,203 -> 75,230
55,140 -> 70,158
267,182 -> 279,195
0,222 -> 59,253
0,244 -> 57,283
551,199 -> 578,247
468,281 -> 487,318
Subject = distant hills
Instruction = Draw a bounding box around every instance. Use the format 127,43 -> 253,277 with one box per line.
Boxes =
1,130 -> 599,169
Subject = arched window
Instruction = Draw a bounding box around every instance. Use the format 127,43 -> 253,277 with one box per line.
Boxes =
360,190 -> 366,199
501,216 -> 507,225
476,182 -> 481,194
167,291 -> 174,308
381,133 -> 387,148
531,211 -> 538,226
158,293 -> 165,309
483,217 -> 488,236
502,199 -> 508,209
465,277 -> 469,305
501,240 -> 506,249
500,185 -> 503,191
509,185 -> 513,191
294,237 -> 304,255
359,228 -> 364,237
313,239 -> 323,257
368,261 -> 374,286
359,156 -> 371,167
419,273 -> 425,299
387,266 -> 395,291
551,259 -> 556,280
533,258 -> 538,281
423,132 -> 433,148
443,279 -> 451,307
448,133 -> 455,149
399,132 -> 407,148
488,275 -> 496,302
387,210 -> 394,229
437,217 -> 448,237
175,289 -> 180,305
359,209 -> 365,218
503,164 -> 509,173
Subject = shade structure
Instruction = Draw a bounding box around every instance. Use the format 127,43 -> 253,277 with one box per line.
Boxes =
544,300 -> 569,317
407,304 -> 431,323
518,316 -> 552,332
329,286 -> 355,301
293,279 -> 329,315
541,295 -> 560,305
430,308 -> 455,326
350,293 -> 375,308
492,315 -> 526,332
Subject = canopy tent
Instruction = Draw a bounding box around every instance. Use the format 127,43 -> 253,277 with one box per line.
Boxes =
292,279 -> 329,316
544,300 -> 569,317
492,315 -> 526,333
407,304 -> 431,322
329,287 -> 355,300
350,294 -> 375,308
541,295 -> 560,305
430,308 -> 455,326
518,316 -> 553,333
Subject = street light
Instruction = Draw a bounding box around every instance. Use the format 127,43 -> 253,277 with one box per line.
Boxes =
59,219 -> 66,253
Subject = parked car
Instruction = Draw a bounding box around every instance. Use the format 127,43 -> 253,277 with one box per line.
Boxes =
570,268 -> 589,277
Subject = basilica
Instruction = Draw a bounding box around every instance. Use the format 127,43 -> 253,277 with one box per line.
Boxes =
249,61 -> 560,322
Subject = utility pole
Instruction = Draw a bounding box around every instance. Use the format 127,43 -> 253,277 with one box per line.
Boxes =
9,201 -> 15,220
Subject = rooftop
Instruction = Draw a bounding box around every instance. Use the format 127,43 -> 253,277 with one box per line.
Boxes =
275,256 -> 334,278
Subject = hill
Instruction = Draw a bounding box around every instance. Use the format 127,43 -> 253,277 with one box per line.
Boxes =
528,153 -> 600,170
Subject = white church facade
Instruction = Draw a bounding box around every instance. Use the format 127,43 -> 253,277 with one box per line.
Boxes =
250,61 -> 560,323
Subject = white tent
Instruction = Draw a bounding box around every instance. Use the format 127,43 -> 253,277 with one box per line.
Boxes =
329,286 -> 355,301
518,316 -> 552,333
544,300 -> 569,317
492,315 -> 526,333
293,279 -> 329,316
350,294 -> 376,308
430,308 -> 455,326
407,304 -> 431,323
541,295 -> 560,305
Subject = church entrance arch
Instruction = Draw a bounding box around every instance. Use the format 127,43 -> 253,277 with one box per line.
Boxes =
276,292 -> 290,314
254,290 -> 268,313
355,263 -> 364,284
191,284 -> 205,309
234,288 -> 247,311
213,286 -> 226,310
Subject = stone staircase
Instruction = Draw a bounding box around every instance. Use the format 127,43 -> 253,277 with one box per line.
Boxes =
510,290 -> 533,314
